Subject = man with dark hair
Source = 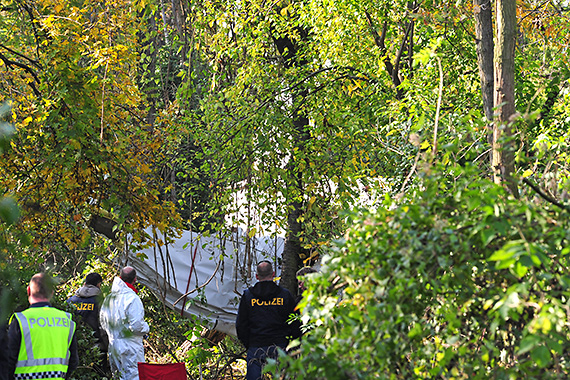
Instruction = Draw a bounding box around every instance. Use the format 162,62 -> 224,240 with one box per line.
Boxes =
100,266 -> 149,380
236,261 -> 301,380
7,273 -> 79,380
67,272 -> 109,375
67,273 -> 105,337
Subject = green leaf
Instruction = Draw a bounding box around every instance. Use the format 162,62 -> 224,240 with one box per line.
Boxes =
0,121 -> 15,153
0,197 -> 20,225
488,249 -> 513,262
518,335 -> 540,355
530,345 -> 551,368
513,262 -> 528,278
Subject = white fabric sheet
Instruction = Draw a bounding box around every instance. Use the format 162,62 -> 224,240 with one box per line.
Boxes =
127,229 -> 283,336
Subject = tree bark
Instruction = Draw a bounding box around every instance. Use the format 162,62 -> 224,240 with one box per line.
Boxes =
493,0 -> 519,197
474,0 -> 494,155
273,32 -> 310,295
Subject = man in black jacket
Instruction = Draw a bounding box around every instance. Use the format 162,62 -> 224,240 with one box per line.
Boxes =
236,261 -> 301,380
67,272 -> 109,375
67,273 -> 107,346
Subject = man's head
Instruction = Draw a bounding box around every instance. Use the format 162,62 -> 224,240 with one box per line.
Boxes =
27,273 -> 54,304
120,266 -> 137,284
296,266 -> 317,294
256,260 -> 275,282
85,272 -> 103,287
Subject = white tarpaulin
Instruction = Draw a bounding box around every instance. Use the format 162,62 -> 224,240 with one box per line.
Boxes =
127,229 -> 284,336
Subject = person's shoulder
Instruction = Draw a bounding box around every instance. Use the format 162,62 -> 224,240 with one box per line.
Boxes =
240,287 -> 252,299
51,305 -> 73,314
128,291 -> 144,304
277,284 -> 291,294
277,285 -> 295,300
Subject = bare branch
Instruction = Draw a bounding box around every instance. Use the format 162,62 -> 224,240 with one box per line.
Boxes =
173,258 -> 222,305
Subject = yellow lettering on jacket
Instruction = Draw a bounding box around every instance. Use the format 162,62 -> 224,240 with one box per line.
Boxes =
251,298 -> 284,307
75,303 -> 94,311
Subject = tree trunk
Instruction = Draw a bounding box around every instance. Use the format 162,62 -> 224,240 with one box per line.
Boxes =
474,0 -> 494,156
493,0 -> 519,197
273,32 -> 309,295
281,200 -> 304,295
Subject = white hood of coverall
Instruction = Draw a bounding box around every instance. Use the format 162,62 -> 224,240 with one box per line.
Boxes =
100,277 -> 149,380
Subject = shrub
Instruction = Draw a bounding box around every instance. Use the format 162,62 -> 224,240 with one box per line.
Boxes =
277,163 -> 570,379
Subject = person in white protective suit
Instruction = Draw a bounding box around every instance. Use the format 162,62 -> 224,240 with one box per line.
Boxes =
100,266 -> 149,380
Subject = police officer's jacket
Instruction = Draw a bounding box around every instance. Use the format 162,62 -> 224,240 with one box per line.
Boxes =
67,285 -> 101,332
7,302 -> 79,380
236,281 -> 301,349
67,285 -> 108,351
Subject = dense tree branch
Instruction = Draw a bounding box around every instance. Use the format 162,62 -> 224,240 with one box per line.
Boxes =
0,52 -> 41,96
393,20 -> 414,87
0,43 -> 41,68
364,12 -> 404,99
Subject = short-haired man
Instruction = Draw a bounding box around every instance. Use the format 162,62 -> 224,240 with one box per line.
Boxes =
236,261 -> 301,380
100,266 -> 149,380
67,273 -> 105,340
7,273 -> 79,380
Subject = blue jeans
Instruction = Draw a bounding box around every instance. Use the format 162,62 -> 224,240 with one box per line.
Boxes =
246,344 -> 286,380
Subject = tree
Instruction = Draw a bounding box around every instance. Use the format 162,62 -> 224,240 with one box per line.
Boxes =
492,0 -> 519,196
474,0 -> 494,158
0,0 -> 179,273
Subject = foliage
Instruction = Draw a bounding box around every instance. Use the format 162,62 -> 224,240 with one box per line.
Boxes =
3,0 -> 570,378
0,0 -> 180,276
0,103 -> 27,325
275,160 -> 570,379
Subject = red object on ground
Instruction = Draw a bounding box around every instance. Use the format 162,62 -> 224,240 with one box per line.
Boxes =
138,362 -> 187,380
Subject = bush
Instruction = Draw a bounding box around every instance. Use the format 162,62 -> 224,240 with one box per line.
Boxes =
277,163 -> 570,379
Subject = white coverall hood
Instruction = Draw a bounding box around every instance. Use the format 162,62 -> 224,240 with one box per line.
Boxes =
100,277 -> 149,380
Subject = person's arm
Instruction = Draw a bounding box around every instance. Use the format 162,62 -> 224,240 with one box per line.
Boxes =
126,297 -> 149,336
235,292 -> 250,348
7,317 -> 21,380
65,331 -> 79,380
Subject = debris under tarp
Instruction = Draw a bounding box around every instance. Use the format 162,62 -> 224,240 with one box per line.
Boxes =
127,228 -> 284,336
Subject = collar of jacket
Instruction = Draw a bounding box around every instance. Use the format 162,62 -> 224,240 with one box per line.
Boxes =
125,282 -> 138,294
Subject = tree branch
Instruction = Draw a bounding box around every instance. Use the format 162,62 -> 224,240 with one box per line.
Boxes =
364,12 -> 404,99
0,52 -> 41,96
523,177 -> 570,212
0,43 -> 41,68
173,258 -> 222,305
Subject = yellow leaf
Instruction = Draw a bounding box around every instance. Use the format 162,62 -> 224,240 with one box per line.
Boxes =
522,169 -> 533,178
69,139 -> 80,149
140,164 -> 151,174
420,140 -> 430,150
22,116 -> 33,126
308,196 -> 316,207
